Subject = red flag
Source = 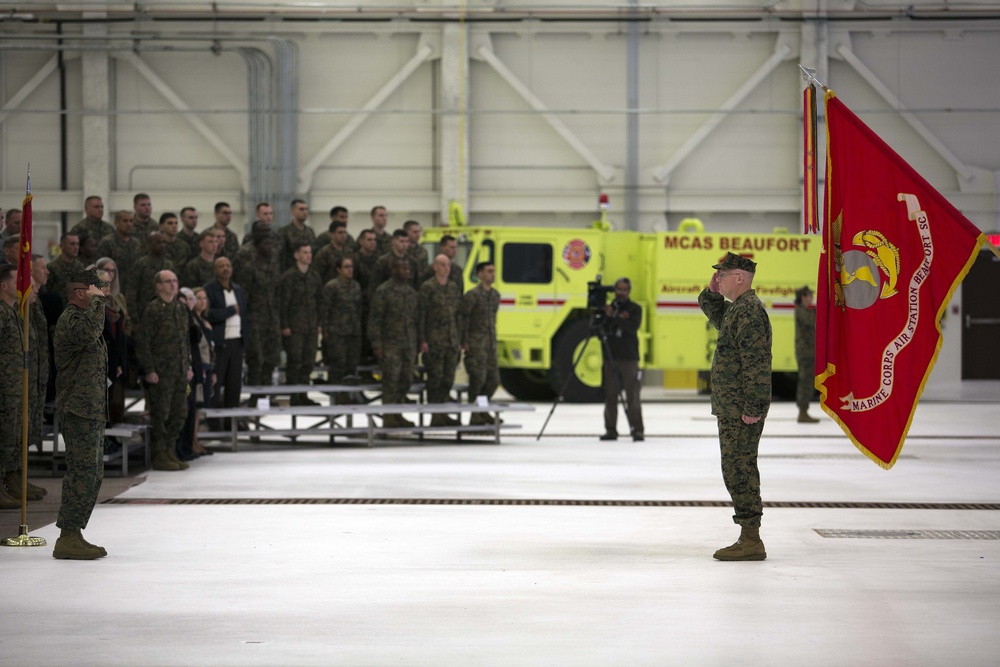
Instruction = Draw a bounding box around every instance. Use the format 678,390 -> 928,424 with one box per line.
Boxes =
816,92 -> 985,469
16,192 -> 32,316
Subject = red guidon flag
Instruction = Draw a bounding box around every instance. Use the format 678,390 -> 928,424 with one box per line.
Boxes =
16,192 -> 33,316
817,91 -> 985,469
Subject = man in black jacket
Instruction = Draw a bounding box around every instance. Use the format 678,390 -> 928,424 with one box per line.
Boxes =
204,257 -> 248,424
600,278 -> 644,442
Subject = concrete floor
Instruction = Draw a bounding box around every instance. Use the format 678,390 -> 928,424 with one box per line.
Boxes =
2,389 -> 999,666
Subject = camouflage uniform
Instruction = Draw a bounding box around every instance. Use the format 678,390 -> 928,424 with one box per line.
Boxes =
354,251 -> 379,295
320,277 -> 363,383
354,250 -> 380,362
372,230 -> 392,258
279,223 -> 317,273
447,262 -> 464,293
29,300 -> 50,449
126,254 -> 175,326
795,301 -> 816,413
53,291 -> 108,531
0,302 -> 24,481
163,236 -> 191,267
368,279 -> 418,404
136,297 -> 191,457
96,234 -> 142,294
278,266 -> 323,387
418,277 -> 462,404
46,256 -> 84,305
408,244 -> 430,280
132,217 -> 155,254
234,245 -> 281,386
215,226 -> 240,260
461,285 -> 500,401
698,286 -> 772,528
313,244 -> 356,285
178,229 -> 201,262
69,218 -> 115,243
371,252 -> 422,295
181,255 -> 216,290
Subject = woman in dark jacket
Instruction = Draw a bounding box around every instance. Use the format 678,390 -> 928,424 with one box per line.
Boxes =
93,257 -> 131,425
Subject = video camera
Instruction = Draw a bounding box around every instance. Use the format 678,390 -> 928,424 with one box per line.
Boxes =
588,275 -> 616,326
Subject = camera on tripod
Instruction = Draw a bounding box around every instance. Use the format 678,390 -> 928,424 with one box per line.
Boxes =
588,274 -> 616,326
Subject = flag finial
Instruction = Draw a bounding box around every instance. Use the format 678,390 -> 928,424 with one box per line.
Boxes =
798,65 -> 829,92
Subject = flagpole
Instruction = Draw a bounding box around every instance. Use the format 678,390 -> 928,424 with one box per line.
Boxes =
2,165 -> 46,548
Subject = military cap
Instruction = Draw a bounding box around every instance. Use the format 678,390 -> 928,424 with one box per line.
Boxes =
712,252 -> 756,273
66,267 -> 109,291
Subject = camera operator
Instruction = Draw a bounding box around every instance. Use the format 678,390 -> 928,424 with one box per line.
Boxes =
600,278 -> 644,441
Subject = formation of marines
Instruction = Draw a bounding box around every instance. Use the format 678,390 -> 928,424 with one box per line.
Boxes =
2,196 -> 499,517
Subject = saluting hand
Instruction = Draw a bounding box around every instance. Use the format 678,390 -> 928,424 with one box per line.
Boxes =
709,272 -> 722,293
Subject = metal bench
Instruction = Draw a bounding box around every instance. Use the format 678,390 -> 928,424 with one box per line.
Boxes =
200,401 -> 533,450
49,417 -> 150,477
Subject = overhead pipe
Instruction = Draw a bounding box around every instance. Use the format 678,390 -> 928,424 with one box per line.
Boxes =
238,46 -> 273,230
58,21 -> 68,231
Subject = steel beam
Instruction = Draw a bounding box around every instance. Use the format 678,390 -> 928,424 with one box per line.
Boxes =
476,41 -> 617,184
115,52 -> 250,192
652,39 -> 795,185
298,42 -> 435,193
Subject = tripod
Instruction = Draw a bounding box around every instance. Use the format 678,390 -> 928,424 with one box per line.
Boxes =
536,314 -> 635,440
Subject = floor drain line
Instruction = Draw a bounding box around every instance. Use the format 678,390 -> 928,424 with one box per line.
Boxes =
815,529 -> 1000,540
103,498 -> 1000,510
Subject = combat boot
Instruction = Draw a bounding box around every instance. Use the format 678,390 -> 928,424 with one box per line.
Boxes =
431,414 -> 461,427
469,412 -> 489,426
797,409 -> 819,423
78,531 -> 107,557
4,471 -> 45,501
53,529 -> 106,560
164,449 -> 190,470
713,525 -> 767,561
0,486 -> 20,510
151,451 -> 181,471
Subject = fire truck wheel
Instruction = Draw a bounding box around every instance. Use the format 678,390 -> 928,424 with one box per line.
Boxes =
548,318 -> 605,403
499,368 -> 557,402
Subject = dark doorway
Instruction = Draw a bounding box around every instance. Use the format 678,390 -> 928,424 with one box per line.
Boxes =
962,250 -> 1000,379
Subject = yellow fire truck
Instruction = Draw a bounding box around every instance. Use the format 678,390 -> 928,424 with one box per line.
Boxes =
423,220 -> 821,402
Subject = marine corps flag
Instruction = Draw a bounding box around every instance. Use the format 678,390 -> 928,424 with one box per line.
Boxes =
817,91 -> 986,469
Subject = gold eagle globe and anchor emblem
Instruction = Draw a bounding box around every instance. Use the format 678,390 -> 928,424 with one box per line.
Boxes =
831,212 -> 901,310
